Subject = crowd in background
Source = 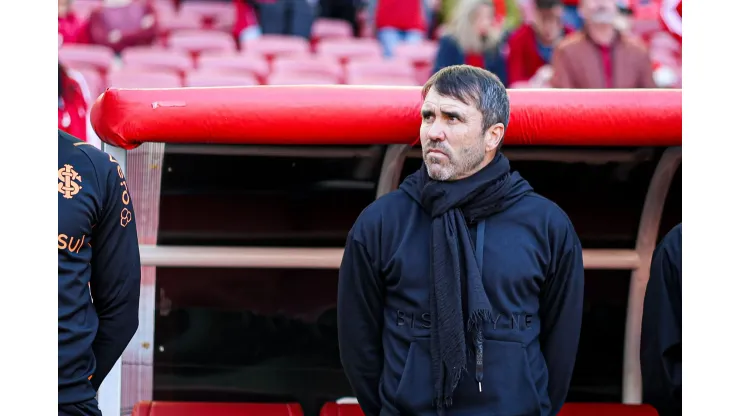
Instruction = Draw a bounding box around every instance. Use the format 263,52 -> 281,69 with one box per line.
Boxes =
58,0 -> 682,144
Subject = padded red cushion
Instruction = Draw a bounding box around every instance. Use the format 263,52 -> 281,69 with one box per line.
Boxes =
132,401 -> 304,416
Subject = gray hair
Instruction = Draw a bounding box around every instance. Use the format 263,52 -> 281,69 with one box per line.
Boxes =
422,65 -> 510,148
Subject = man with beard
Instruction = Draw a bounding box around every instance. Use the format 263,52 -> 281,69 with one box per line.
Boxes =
338,65 -> 584,416
550,0 -> 656,88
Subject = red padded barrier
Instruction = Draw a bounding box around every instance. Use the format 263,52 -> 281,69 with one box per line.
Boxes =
132,401 -> 304,416
91,87 -> 681,150
318,402 -> 658,416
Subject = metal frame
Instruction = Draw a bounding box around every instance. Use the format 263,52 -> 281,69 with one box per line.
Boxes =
104,143 -> 680,412
622,147 -> 682,403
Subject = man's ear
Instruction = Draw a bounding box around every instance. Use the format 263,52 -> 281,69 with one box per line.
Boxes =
485,123 -> 505,152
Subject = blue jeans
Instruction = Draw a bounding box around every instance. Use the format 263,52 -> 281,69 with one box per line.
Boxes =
377,28 -> 425,58
257,0 -> 316,39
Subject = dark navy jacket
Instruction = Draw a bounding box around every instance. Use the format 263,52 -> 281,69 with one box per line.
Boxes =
641,223 -> 682,416
433,34 -> 510,86
58,130 -> 141,404
338,170 -> 584,416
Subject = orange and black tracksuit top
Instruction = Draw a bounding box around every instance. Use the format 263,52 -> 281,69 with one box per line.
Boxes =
58,130 -> 141,404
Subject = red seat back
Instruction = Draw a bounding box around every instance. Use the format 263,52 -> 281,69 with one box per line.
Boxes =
559,403 -> 659,416
266,73 -> 339,86
185,70 -> 259,87
271,56 -> 344,80
197,52 -> 270,80
241,35 -> 312,60
168,30 -> 237,56
315,39 -> 383,63
312,18 -> 354,42
107,70 -> 183,89
121,46 -> 194,74
132,401 -> 304,416
59,44 -> 116,74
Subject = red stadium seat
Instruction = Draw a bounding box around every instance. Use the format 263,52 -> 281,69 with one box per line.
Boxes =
179,0 -> 235,29
151,0 -> 177,18
72,66 -> 105,99
197,52 -> 270,80
168,30 -> 237,56
316,39 -> 383,63
121,46 -> 194,74
345,75 -> 419,86
266,73 -> 339,85
241,35 -> 312,60
312,18 -> 354,41
132,401 -> 304,416
559,403 -> 659,415
185,69 -> 259,87
107,69 -> 183,88
394,41 -> 439,66
345,59 -> 416,80
71,0 -> 100,20
319,403 -> 364,416
319,402 -> 659,416
58,44 -> 116,74
157,11 -> 203,37
271,56 -> 344,80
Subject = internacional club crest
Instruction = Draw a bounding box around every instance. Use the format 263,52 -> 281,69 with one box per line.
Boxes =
58,164 -> 82,199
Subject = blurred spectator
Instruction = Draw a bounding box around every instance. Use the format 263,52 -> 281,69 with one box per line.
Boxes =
497,0 -> 524,30
507,0 -> 568,87
368,0 -> 428,58
433,0 -> 508,85
88,0 -> 158,54
233,0 -> 262,43
59,63 -> 95,146
561,0 -> 582,30
614,0 -> 633,34
319,0 -> 360,36
550,0 -> 655,88
59,0 -> 89,46
255,0 -> 317,39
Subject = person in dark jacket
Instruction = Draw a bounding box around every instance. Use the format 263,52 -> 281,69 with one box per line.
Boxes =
641,223 -> 682,416
432,0 -> 509,86
58,130 -> 141,416
338,65 -> 584,416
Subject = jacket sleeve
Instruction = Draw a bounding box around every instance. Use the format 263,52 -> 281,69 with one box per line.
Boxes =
550,45 -> 574,88
641,226 -> 682,403
540,241 -> 585,415
89,156 -> 141,390
338,231 -> 385,416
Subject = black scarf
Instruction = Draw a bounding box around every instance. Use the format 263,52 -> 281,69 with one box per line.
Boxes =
399,153 -> 533,411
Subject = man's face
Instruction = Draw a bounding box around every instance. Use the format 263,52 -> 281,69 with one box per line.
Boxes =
59,0 -> 70,16
534,5 -> 564,45
580,0 -> 618,25
473,5 -> 495,36
420,88 -> 489,181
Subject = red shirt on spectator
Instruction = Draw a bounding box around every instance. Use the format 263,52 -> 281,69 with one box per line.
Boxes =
507,24 -> 572,85
465,53 -> 486,69
373,0 -> 427,33
59,66 -> 88,142
59,12 -> 88,45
